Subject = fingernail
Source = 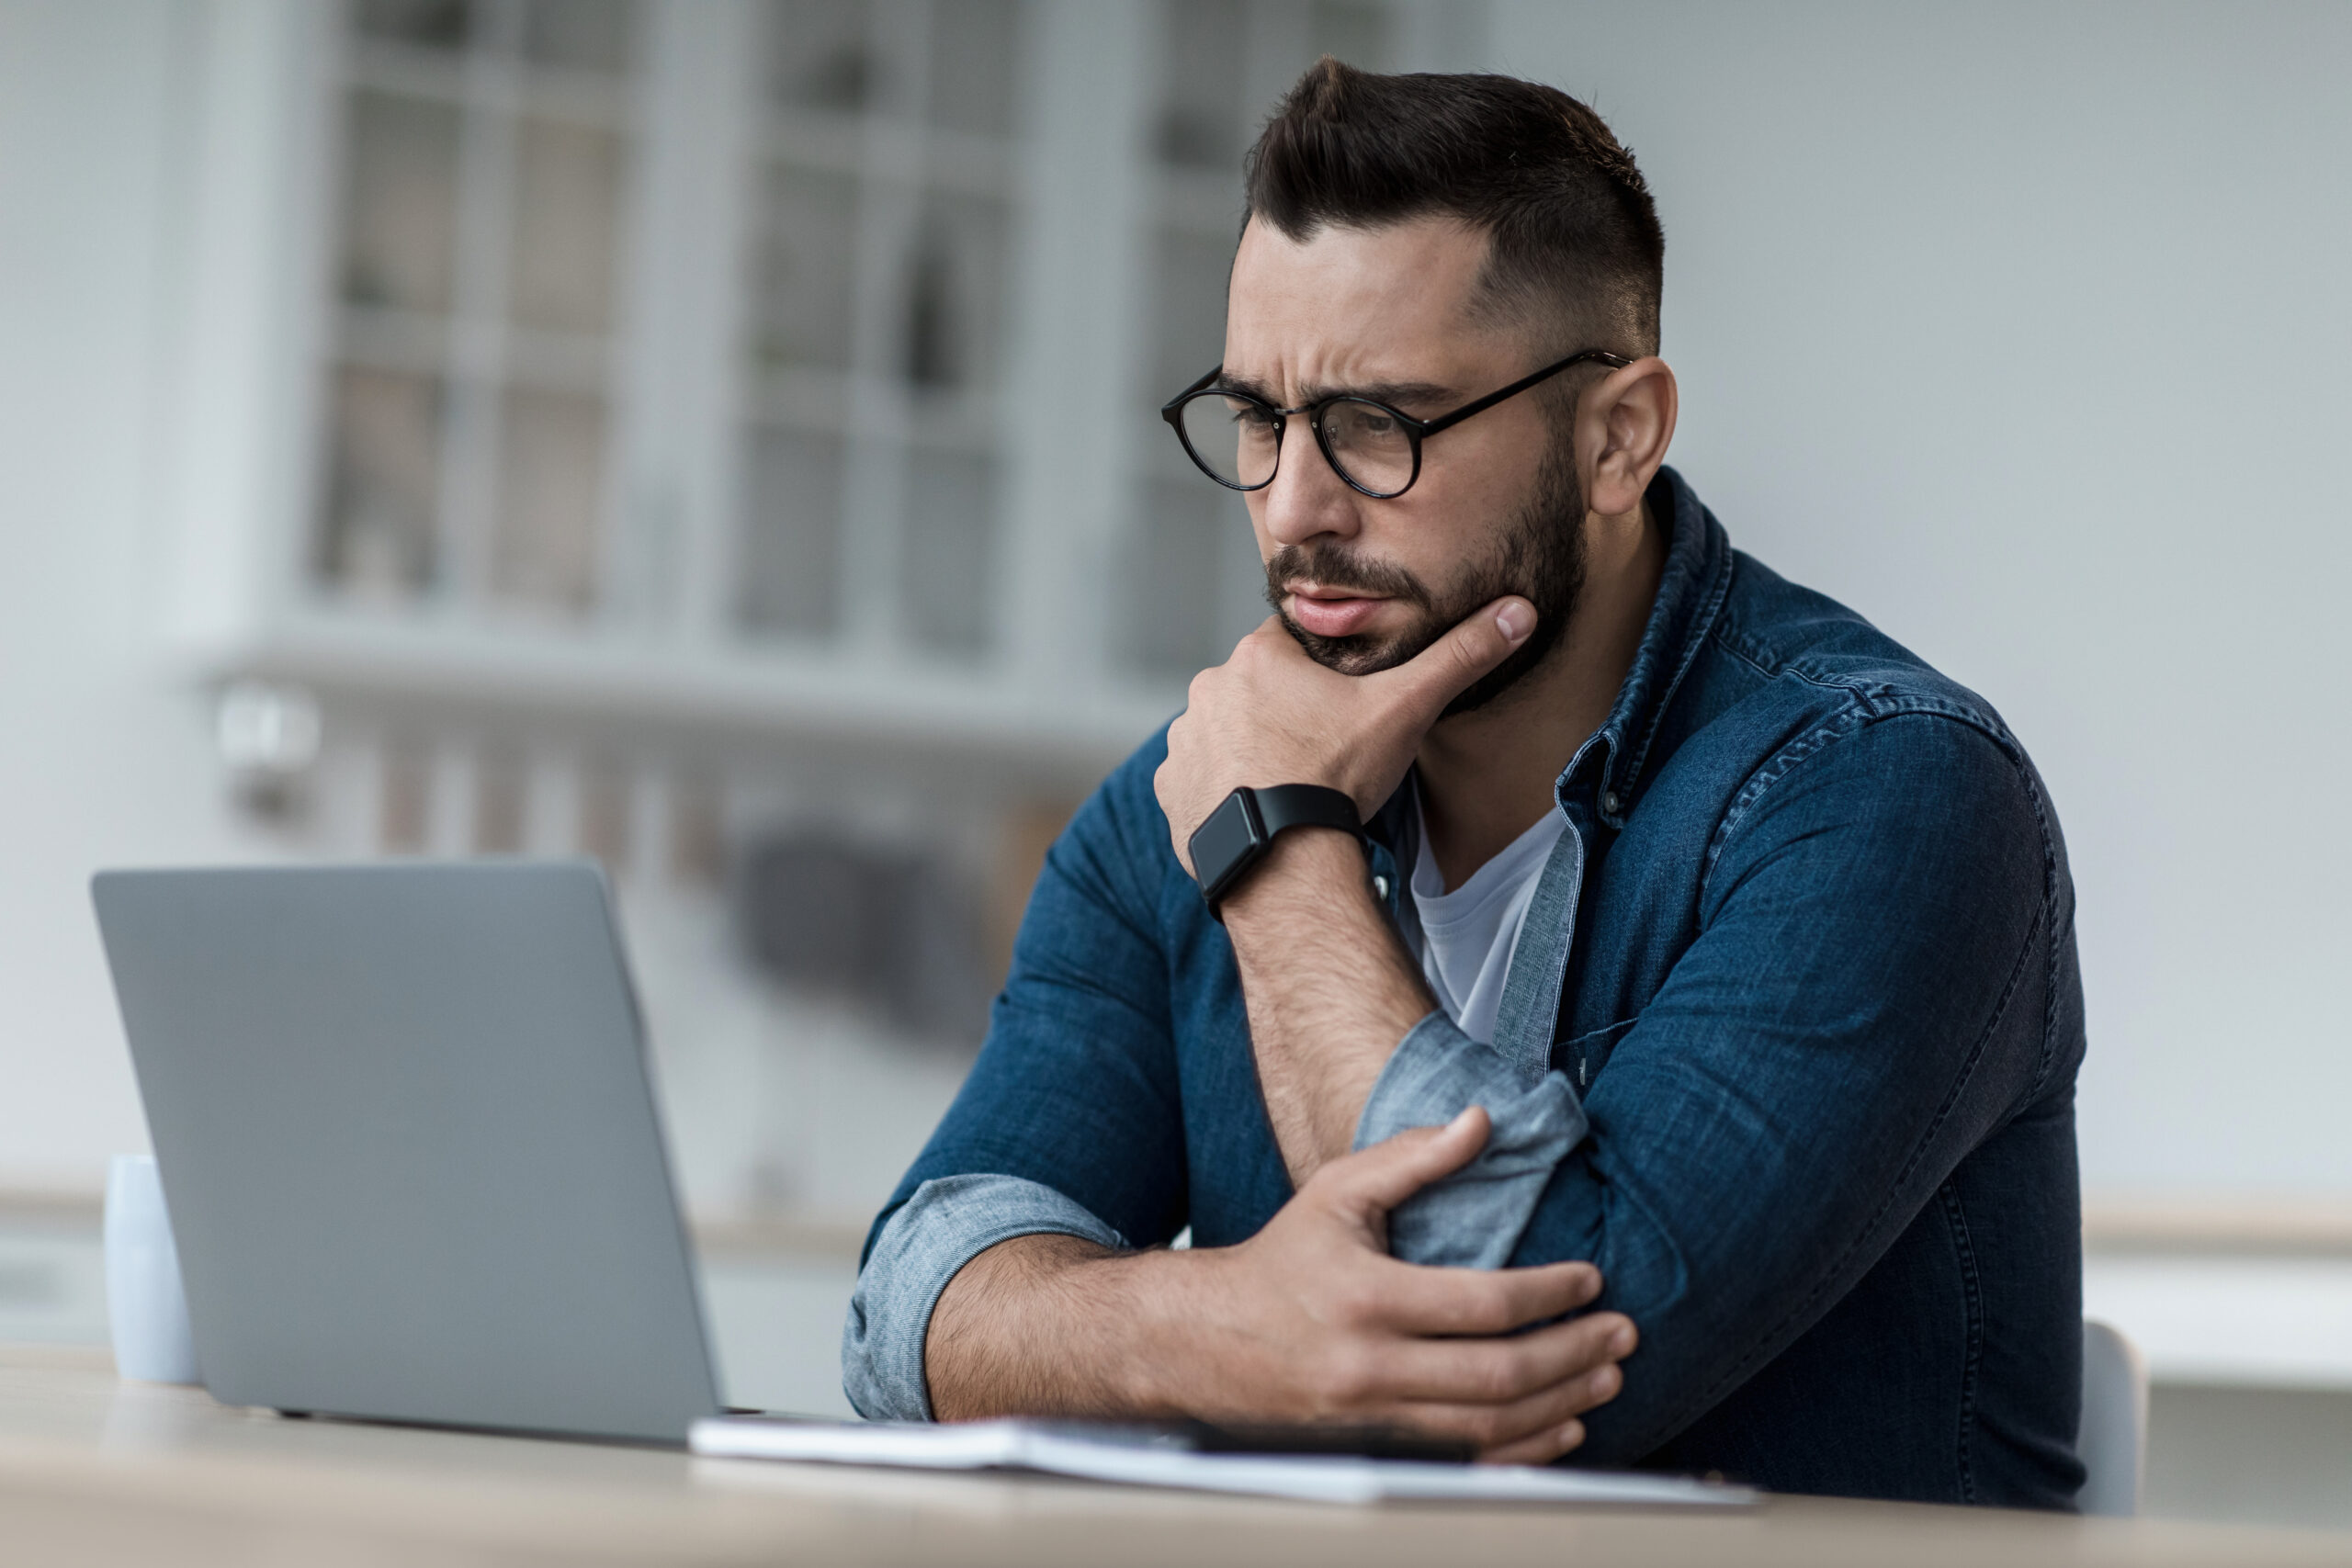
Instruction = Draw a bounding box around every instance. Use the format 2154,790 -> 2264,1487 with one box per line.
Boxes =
1448,1106 -> 1479,1130
1558,1419 -> 1585,1452
1611,1324 -> 1634,1355
1494,600 -> 1534,644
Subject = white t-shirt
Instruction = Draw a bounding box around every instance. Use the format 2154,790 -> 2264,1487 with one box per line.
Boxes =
1402,796 -> 1568,1046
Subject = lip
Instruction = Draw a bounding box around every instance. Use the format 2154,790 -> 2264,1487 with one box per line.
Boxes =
1285,586 -> 1390,638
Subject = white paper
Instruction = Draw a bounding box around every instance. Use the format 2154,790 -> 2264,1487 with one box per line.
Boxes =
688,1417 -> 1758,1508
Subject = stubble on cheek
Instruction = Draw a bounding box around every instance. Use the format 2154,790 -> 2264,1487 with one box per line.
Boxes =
1255,436 -> 1585,702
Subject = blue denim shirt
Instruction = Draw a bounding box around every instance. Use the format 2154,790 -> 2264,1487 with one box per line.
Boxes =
845,468 -> 2087,1509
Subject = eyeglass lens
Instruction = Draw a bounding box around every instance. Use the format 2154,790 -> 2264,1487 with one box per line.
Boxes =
1315,400 -> 1415,495
1175,394 -> 1416,496
1176,395 -> 1280,489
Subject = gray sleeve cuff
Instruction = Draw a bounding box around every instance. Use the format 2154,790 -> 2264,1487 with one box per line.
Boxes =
840,1174 -> 1128,1421
1352,1011 -> 1589,1269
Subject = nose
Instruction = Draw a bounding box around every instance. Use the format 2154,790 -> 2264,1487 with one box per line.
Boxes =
1255,417 -> 1365,552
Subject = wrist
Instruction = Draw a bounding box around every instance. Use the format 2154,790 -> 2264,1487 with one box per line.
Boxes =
1090,1247 -> 1203,1416
1217,826 -> 1370,928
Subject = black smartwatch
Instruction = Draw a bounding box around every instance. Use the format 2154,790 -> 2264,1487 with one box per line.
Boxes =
1187,784 -> 1366,919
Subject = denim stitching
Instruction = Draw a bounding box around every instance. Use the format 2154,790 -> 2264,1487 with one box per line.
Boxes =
1713,625 -> 1780,682
1700,706 -> 1869,890
1939,1179 -> 1986,1504
1619,547 -> 1738,802
2016,761 -> 2068,1100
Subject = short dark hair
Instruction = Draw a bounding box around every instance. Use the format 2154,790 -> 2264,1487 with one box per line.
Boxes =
1243,60 -> 1664,357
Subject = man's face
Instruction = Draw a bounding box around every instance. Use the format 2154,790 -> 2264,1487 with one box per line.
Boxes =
1221,216 -> 1584,714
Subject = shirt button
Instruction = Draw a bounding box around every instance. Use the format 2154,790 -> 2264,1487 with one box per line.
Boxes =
1372,874 -> 1393,901
1603,792 -> 1623,816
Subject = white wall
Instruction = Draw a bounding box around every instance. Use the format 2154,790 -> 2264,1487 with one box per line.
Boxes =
1492,3 -> 2352,1196
0,0 -> 298,1187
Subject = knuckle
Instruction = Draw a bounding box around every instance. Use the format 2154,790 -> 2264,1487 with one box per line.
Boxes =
1462,1406 -> 1510,1449
1482,1348 -> 1534,1403
1327,1276 -> 1384,1329
1317,1344 -> 1378,1408
1462,1281 -> 1514,1334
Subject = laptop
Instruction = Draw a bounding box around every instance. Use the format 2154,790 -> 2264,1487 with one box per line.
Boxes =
92,861 -> 729,1443
88,859 -> 1761,1505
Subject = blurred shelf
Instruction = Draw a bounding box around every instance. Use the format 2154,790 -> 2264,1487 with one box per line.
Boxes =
2083,1195 -> 2352,1258
1,1187 -> 865,1264
692,1213 -> 867,1262
194,611 -> 1176,790
0,1190 -> 102,1231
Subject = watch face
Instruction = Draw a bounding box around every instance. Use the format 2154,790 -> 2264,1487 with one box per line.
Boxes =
1188,791 -> 1261,897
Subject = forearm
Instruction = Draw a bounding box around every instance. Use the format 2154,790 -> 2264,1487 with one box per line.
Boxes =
925,1234 -> 1184,1421
920,1141 -> 1633,1461
1220,828 -> 1432,1185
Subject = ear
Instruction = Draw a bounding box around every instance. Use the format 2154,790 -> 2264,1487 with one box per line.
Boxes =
1577,357 -> 1679,518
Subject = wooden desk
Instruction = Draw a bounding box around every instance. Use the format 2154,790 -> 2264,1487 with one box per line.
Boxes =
3,1346 -> 2346,1567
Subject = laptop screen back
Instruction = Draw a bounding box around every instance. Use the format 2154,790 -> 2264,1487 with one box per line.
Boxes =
92,861 -> 721,1442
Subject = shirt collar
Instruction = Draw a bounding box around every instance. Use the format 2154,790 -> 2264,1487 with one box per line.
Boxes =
1365,463 -> 1733,849
1566,464 -> 1735,829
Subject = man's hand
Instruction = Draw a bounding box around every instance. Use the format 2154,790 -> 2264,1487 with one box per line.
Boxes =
1154,598 -> 1536,872
1149,597 -> 1537,1183
927,1108 -> 1634,1464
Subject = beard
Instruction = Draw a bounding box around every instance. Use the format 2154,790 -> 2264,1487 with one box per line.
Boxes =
1262,442 -> 1587,718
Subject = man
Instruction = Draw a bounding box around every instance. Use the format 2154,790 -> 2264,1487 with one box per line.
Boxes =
843,61 -> 2086,1508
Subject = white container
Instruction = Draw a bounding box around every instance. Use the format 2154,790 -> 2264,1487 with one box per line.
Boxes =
104,1154 -> 201,1384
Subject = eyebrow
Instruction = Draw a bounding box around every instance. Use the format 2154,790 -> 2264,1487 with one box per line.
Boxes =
1215,371 -> 1459,412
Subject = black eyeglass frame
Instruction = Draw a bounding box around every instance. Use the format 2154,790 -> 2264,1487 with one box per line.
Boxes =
1159,348 -> 1632,501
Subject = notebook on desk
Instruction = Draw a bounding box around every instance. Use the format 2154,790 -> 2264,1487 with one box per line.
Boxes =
691,1416 -> 1759,1507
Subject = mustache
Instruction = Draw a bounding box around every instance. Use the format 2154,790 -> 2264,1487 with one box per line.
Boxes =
1262,544 -> 1433,613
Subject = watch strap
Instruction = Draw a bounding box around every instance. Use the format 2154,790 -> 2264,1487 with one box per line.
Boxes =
1249,784 -> 1363,843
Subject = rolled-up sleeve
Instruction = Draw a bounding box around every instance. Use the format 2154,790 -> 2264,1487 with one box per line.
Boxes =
842,1174 -> 1127,1421
1352,1012 -> 1588,1269
843,737 -> 1191,1420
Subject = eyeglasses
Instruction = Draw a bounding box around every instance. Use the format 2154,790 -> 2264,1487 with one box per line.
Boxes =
1159,349 -> 1630,501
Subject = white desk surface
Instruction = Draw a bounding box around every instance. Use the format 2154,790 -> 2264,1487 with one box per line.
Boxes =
4,1344 -> 2347,1567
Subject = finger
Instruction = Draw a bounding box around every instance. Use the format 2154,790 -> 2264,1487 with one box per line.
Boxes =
1478,1418 -> 1587,1467
1356,1312 -> 1635,1404
1389,1360 -> 1623,1455
1366,595 -> 1534,721
1363,1256 -> 1608,1337
1311,1106 -> 1491,1215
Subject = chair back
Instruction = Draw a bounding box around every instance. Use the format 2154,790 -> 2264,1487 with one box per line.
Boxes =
2077,1318 -> 2149,1517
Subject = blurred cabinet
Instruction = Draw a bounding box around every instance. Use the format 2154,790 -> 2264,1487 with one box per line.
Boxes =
154,0 -> 1471,788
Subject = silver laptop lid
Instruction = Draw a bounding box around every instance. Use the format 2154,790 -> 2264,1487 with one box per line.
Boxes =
92,861 -> 721,1442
